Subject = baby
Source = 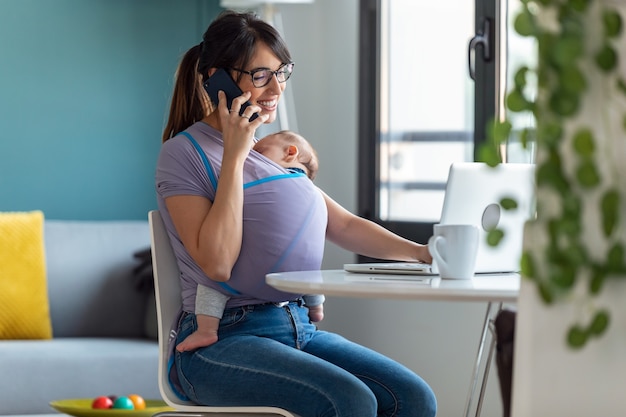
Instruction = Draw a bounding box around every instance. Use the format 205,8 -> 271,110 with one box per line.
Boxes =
176,130 -> 323,352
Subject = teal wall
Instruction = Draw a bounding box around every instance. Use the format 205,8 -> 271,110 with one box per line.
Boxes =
0,0 -> 222,220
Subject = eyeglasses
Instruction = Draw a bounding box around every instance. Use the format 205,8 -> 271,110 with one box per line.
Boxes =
229,62 -> 294,88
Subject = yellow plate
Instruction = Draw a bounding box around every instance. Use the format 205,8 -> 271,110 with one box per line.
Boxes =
50,398 -> 173,417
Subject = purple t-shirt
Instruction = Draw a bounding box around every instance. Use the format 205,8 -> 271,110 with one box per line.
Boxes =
155,122 -> 328,313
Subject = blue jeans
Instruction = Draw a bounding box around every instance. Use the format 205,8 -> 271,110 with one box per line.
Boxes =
175,301 -> 437,417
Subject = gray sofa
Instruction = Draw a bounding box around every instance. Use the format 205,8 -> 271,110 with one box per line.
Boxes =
0,220 -> 161,417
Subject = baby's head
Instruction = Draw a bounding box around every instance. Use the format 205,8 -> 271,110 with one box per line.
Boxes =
254,130 -> 319,180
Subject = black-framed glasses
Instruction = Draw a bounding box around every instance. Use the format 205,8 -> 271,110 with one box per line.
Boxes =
230,62 -> 294,88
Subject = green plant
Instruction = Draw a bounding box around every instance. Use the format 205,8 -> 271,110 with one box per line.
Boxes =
479,0 -> 626,349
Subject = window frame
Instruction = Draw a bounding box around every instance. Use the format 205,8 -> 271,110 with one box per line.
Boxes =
357,0 -> 499,259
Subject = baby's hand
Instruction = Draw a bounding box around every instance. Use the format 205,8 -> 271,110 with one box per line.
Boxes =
307,304 -> 324,323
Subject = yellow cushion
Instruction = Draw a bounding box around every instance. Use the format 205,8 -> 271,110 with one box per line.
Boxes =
0,211 -> 52,339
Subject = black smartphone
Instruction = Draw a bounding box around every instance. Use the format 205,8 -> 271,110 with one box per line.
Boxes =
203,68 -> 258,121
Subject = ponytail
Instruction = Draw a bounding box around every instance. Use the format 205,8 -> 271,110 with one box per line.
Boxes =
162,44 -> 212,142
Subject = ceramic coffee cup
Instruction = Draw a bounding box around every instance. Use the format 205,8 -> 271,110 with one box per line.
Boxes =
428,224 -> 479,279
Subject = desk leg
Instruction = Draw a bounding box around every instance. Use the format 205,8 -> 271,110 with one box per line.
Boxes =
463,301 -> 503,417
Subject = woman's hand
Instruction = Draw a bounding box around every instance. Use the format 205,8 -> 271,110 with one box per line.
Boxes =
217,91 -> 269,163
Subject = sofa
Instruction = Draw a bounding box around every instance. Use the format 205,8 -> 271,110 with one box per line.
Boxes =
0,218 -> 161,417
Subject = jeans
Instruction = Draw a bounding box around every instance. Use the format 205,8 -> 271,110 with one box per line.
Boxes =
175,301 -> 437,417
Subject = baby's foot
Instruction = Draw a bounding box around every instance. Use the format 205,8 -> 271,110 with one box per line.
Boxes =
176,331 -> 218,352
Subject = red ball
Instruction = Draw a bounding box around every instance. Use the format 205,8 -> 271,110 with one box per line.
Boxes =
92,396 -> 113,409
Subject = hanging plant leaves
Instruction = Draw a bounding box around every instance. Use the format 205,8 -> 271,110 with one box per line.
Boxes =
520,127 -> 534,148
514,66 -> 529,89
617,78 -> 626,96
538,281 -> 554,304
560,66 -> 587,94
508,0 -> 625,351
487,229 -> 504,246
478,143 -> 502,167
507,89 -> 532,112
576,160 -> 601,187
538,122 -> 563,147
521,251 -> 536,279
601,189 -> 619,237
589,310 -> 610,336
493,119 -> 513,144
549,264 -> 576,289
607,243 -> 625,273
514,9 -> 535,37
567,0 -> 591,14
549,89 -> 580,116
567,324 -> 588,348
595,44 -> 617,71
552,36 -> 584,67
603,9 -> 623,38
500,197 -> 518,210
589,266 -> 607,294
572,128 -> 595,156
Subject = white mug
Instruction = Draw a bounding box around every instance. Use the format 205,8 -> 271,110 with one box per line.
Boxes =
428,224 -> 479,280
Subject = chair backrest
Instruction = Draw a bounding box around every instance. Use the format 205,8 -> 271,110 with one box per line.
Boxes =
148,210 -> 298,417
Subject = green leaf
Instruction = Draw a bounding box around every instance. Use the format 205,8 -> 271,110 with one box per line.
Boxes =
562,192 -> 582,218
589,310 -> 610,336
589,267 -> 606,294
607,243 -> 625,273
538,122 -> 563,147
507,89 -> 531,112
549,89 -> 580,116
576,160 -> 600,188
603,9 -> 622,38
538,281 -> 554,304
487,229 -> 504,246
595,44 -> 618,72
564,243 -> 587,266
549,264 -> 576,289
552,36 -> 584,67
520,251 -> 536,278
572,128 -> 595,157
567,0 -> 590,13
520,128 -> 534,148
617,78 -> 626,96
514,10 -> 535,37
493,119 -> 513,144
567,324 -> 588,348
560,66 -> 587,94
500,197 -> 518,210
537,154 -> 569,194
601,189 -> 620,237
478,144 -> 502,167
559,6 -> 585,37
513,66 -> 529,89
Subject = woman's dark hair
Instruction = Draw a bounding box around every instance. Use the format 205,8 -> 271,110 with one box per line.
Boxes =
162,10 -> 292,142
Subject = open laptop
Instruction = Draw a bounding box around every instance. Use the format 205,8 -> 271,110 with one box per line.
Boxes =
344,162 -> 535,276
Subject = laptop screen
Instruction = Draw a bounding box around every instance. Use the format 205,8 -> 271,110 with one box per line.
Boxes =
438,162 -> 535,273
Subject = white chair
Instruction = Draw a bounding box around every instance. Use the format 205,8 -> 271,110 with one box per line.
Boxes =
148,210 -> 299,417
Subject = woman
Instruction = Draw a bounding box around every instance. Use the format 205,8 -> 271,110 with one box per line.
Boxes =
156,10 -> 436,417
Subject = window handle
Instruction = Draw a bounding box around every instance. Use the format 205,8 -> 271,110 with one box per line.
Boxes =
468,18 -> 492,81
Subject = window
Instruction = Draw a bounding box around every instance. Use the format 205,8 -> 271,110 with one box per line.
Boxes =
358,0 -> 534,252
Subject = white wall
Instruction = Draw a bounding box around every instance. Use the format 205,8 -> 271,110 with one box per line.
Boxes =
280,1 -> 504,416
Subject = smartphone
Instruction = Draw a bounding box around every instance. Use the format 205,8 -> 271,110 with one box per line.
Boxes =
203,68 -> 258,121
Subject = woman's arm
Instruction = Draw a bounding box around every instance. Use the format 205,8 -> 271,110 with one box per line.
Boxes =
321,189 -> 432,264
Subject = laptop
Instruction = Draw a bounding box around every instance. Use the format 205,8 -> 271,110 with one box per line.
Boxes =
344,162 -> 535,276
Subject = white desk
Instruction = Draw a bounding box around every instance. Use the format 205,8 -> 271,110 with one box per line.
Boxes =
266,270 -> 520,417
